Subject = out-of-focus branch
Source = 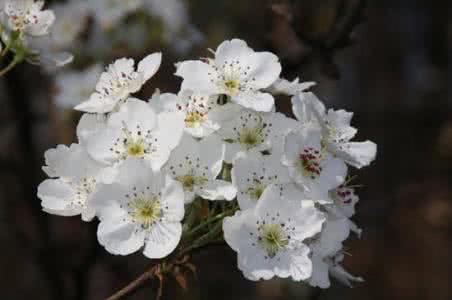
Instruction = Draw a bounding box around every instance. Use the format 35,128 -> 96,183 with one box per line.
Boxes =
269,0 -> 367,78
325,0 -> 367,49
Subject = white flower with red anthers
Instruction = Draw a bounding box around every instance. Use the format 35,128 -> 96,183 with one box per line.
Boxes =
267,77 -> 316,96
54,64 -> 103,110
282,126 -> 347,202
223,184 -> 325,281
84,99 -> 184,172
292,92 -> 377,168
75,53 -> 162,113
163,134 -> 236,203
92,158 -> 185,258
330,185 -> 359,218
175,39 -> 282,112
37,143 -> 105,221
217,109 -> 297,163
150,90 -> 240,138
327,185 -> 362,237
1,0 -> 55,40
231,152 -> 292,210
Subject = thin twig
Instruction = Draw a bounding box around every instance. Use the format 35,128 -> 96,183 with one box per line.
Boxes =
105,265 -> 158,300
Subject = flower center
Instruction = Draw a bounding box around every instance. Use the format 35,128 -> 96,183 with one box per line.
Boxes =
239,127 -> 263,149
247,183 -> 265,201
10,14 -> 27,32
127,140 -> 145,157
298,147 -> 323,179
176,175 -> 208,192
258,223 -> 288,258
224,79 -> 240,94
129,197 -> 162,229
184,111 -> 205,128
67,177 -> 97,209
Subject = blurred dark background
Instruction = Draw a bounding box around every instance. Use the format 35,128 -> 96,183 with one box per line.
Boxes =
0,0 -> 450,299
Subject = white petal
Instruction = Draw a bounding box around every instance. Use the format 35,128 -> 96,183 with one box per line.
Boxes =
224,142 -> 242,163
317,156 -> 347,191
137,52 -> 162,81
291,92 -> 325,123
97,216 -> 145,255
76,113 -> 106,145
175,60 -> 218,94
275,245 -> 312,281
75,93 -> 115,113
85,128 -> 122,165
244,51 -> 281,89
37,179 -> 77,215
330,140 -> 377,169
215,39 -> 253,66
197,180 -> 237,201
160,175 -> 185,222
143,222 -> 182,259
233,91 -> 274,112
108,98 -> 157,132
198,134 -> 225,177
309,255 -> 331,288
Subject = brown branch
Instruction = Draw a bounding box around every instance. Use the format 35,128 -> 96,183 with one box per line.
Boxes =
105,241 -> 227,300
106,265 -> 159,300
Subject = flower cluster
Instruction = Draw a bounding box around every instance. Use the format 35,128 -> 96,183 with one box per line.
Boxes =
0,0 -> 73,69
38,39 -> 376,289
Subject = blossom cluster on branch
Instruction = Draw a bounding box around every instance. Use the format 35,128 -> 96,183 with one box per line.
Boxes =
37,38 -> 376,292
0,0 -> 73,75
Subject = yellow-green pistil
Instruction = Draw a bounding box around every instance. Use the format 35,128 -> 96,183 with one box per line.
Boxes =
239,127 -> 263,149
127,139 -> 145,157
247,183 -> 265,201
224,79 -> 240,94
129,197 -> 162,229
176,175 -> 208,191
258,223 -> 289,258
184,111 -> 205,128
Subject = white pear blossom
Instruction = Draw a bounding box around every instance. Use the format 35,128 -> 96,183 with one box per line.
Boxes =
75,53 -> 162,113
308,215 -> 351,288
34,40 -> 377,288
0,0 -> 55,41
175,39 -> 281,112
282,126 -> 347,202
267,77 -> 316,96
85,99 -> 184,172
150,90 -> 240,138
163,134 -> 236,203
218,109 -> 297,163
292,92 -> 377,168
231,153 -> 292,210
223,184 -> 325,281
89,0 -> 143,29
92,158 -> 185,258
54,64 -> 103,110
37,143 -> 105,221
